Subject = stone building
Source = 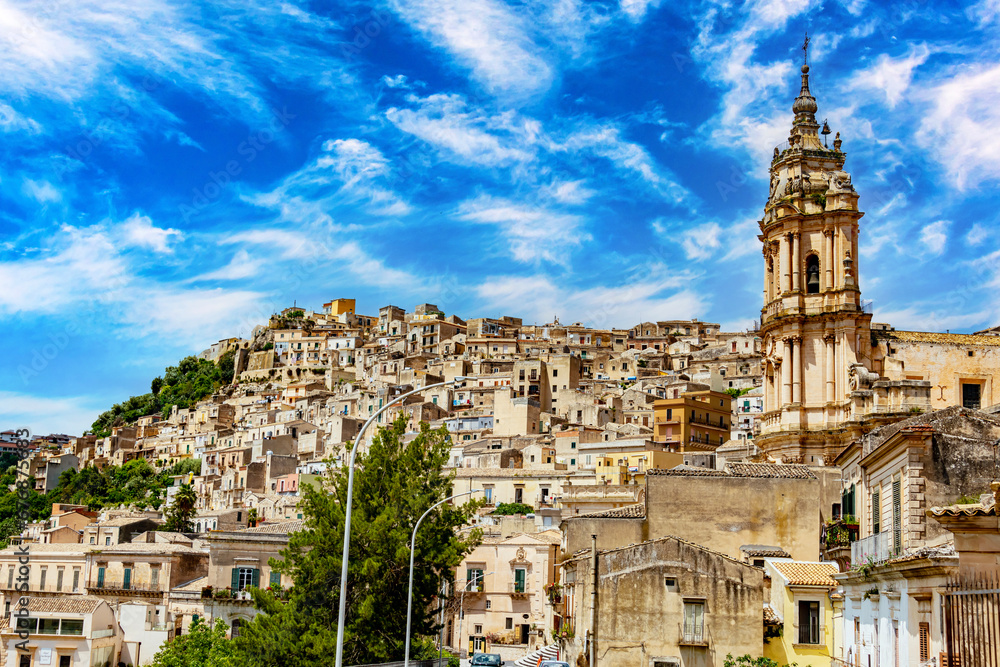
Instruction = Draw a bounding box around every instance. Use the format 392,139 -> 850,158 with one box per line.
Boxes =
558,536 -> 764,667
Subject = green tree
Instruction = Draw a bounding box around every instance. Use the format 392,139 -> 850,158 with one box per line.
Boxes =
492,502 -> 534,516
151,618 -> 236,667
247,508 -> 258,528
163,484 -> 198,532
233,417 -> 481,667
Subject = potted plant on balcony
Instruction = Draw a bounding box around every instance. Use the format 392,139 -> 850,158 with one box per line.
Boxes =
544,582 -> 562,604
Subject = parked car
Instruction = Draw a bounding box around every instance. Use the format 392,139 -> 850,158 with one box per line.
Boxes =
540,661 -> 570,667
471,654 -> 504,667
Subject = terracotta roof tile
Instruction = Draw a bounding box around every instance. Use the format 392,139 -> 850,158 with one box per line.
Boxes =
240,520 -> 305,534
573,503 -> 645,519
24,596 -> 107,614
770,561 -> 838,587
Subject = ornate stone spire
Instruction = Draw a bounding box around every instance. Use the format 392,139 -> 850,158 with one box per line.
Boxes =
788,34 -> 823,150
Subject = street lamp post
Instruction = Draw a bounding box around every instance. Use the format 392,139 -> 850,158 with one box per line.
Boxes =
335,377 -> 470,667
404,489 -> 482,667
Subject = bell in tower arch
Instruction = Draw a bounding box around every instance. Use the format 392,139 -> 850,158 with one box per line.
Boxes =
806,255 -> 821,294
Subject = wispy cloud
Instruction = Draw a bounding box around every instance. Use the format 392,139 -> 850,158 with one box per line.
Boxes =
457,195 -> 589,264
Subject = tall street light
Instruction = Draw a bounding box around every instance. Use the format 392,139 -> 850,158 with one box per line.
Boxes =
404,489 -> 482,667
335,376 -> 471,667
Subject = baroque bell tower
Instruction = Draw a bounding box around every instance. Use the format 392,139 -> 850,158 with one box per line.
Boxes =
756,38 -> 874,465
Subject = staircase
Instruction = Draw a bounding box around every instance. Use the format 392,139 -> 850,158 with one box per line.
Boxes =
513,644 -> 559,667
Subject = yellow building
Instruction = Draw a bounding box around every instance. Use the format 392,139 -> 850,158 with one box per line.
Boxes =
652,389 -> 732,452
593,450 -> 682,485
323,298 -> 356,316
763,560 -> 837,667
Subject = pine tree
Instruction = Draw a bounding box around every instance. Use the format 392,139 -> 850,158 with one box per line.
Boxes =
163,483 -> 197,532
234,417 -> 481,666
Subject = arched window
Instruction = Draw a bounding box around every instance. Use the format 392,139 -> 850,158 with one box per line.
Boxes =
806,254 -> 820,294
231,618 -> 243,637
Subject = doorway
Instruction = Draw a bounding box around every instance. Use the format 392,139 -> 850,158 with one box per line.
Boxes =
520,624 -> 529,644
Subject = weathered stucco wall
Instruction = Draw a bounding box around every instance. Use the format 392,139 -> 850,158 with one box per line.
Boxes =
645,475 -> 821,561
561,538 -> 763,667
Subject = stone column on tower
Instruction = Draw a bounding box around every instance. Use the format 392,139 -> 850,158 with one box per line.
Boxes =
791,336 -> 802,404
825,333 -> 836,404
781,338 -> 792,406
791,233 -> 801,292
823,230 -> 834,291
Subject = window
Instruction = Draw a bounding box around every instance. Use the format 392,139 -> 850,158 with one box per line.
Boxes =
232,619 -> 244,638
892,476 -> 902,555
466,568 -> 484,591
56,568 -> 64,592
474,624 -> 483,635
486,600 -> 492,610
505,617 -> 513,630
6,567 -> 12,590
514,568 -> 526,593
233,567 -> 259,591
40,567 -> 47,590
962,382 -> 982,409
72,569 -> 80,592
105,536 -> 111,546
39,618 -> 60,634
806,254 -> 820,293
664,577 -> 678,591
683,601 -> 704,643
151,566 -> 160,588
919,622 -> 930,662
872,490 -> 880,534
270,570 -> 281,586
798,600 -> 820,644
123,567 -> 132,590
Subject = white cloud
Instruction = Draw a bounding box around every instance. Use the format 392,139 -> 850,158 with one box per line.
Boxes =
851,45 -> 930,108
381,74 -> 409,88
189,249 -> 261,282
0,102 -> 42,134
681,222 -> 723,261
0,392 -> 106,437
120,213 -> 183,253
21,178 -> 61,203
620,0 -> 660,21
965,222 -> 989,246
916,62 -> 1000,189
250,137 -> 412,219
387,0 -> 554,98
386,94 -> 536,166
919,220 -> 950,255
543,179 -> 595,204
475,274 -> 707,329
457,195 -> 589,265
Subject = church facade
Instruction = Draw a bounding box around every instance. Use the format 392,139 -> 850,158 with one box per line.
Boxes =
755,55 -> 1000,464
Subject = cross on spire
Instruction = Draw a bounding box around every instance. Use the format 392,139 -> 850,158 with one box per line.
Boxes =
802,33 -> 810,67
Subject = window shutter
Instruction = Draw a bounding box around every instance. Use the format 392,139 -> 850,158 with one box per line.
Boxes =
252,568 -> 260,587
919,622 -> 929,662
270,570 -> 281,586
231,568 -> 240,589
892,478 -> 902,555
872,491 -> 880,534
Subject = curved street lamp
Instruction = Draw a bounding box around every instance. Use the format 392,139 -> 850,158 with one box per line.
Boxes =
335,376 -> 471,667
404,489 -> 482,667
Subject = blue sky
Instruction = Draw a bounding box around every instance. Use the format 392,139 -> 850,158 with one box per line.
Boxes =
2,0 -> 1000,435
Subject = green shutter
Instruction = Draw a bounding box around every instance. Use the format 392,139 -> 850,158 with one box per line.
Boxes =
252,568 -> 260,588
231,568 -> 240,589
270,571 -> 281,586
97,567 -> 105,587
872,491 -> 880,534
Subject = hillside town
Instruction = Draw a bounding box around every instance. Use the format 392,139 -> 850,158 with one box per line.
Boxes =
5,53 -> 1000,667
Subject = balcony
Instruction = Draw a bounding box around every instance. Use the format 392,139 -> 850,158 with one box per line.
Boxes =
88,580 -> 163,598
851,531 -> 901,566
509,582 -> 529,597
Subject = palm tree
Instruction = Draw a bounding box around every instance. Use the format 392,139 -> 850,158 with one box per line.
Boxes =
164,483 -> 198,533
247,507 -> 259,528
